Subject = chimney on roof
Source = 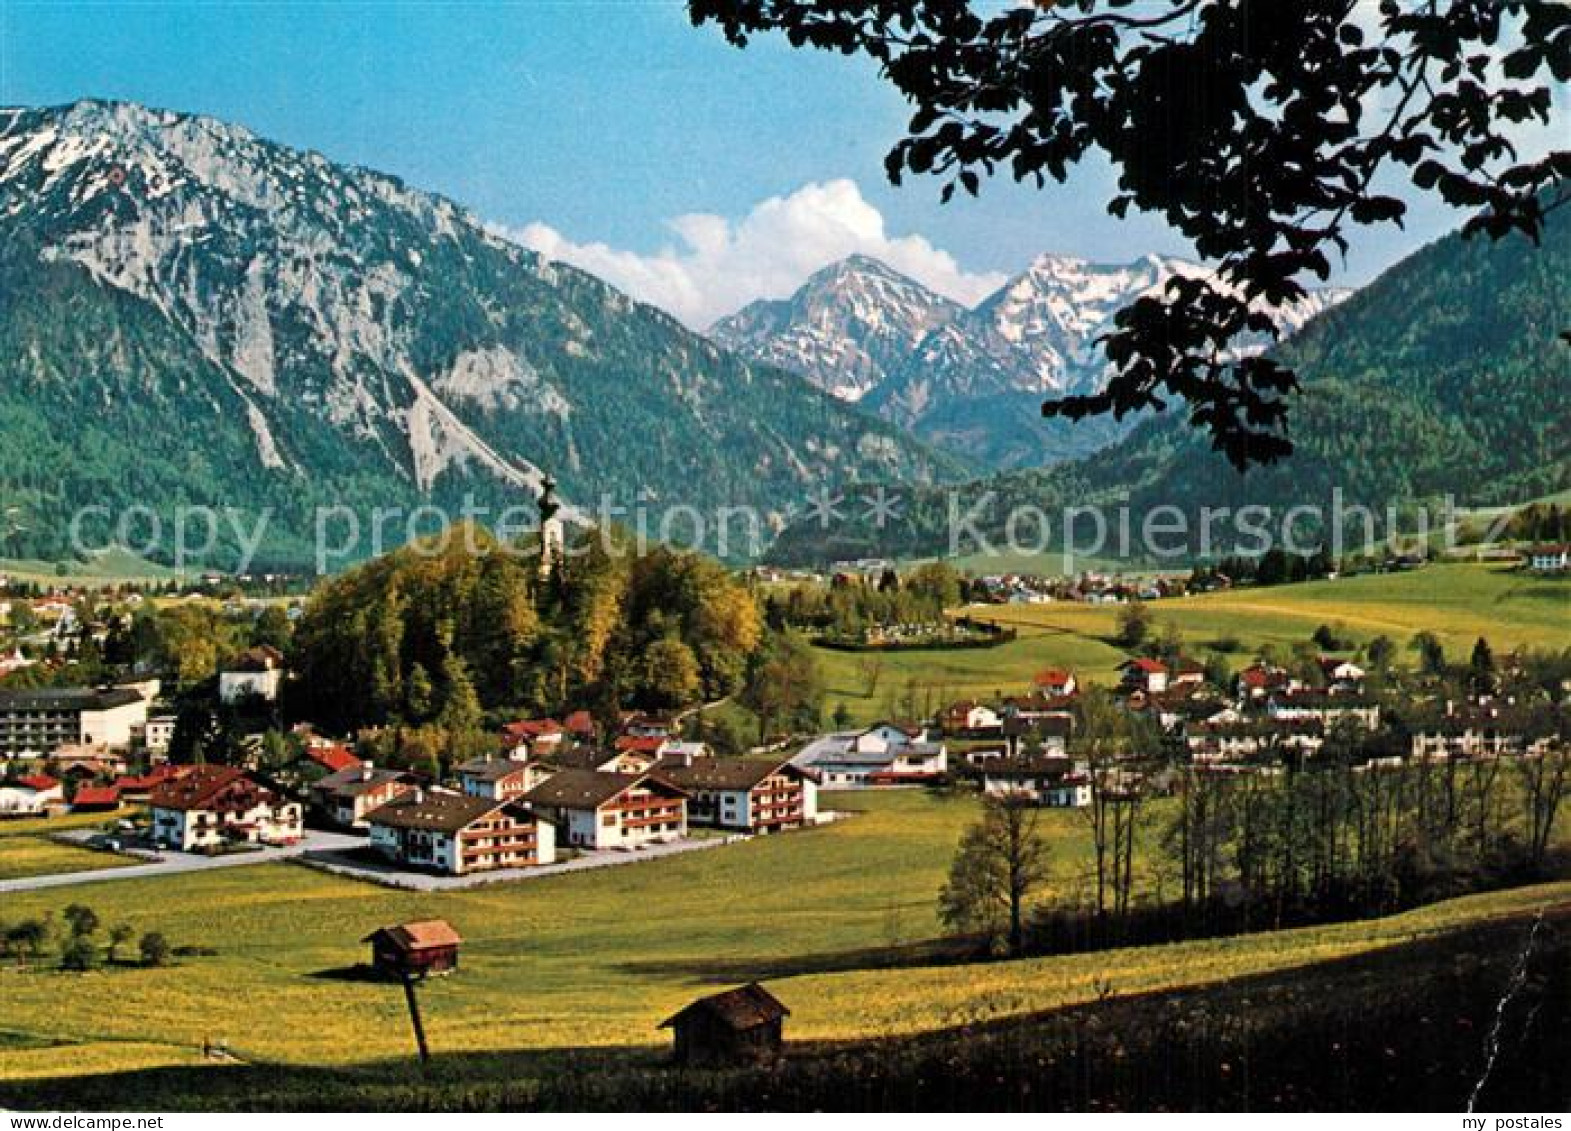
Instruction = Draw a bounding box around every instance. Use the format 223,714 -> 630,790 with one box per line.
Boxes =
361,761 -> 374,781
411,787 -> 424,805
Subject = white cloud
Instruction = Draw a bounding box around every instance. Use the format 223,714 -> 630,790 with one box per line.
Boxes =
497,179 -> 1008,330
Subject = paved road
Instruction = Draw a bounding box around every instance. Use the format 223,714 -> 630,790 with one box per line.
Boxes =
299,832 -> 747,891
0,829 -> 364,894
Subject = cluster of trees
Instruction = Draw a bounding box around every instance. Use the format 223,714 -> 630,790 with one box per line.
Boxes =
763,563 -> 966,641
1161,741 -> 1570,936
1205,549 -> 1337,589
2,904 -> 169,971
943,736 -> 1570,959
289,526 -> 771,772
943,689 -> 1164,956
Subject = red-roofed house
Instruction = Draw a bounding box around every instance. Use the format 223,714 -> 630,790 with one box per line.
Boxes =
1527,544 -> 1570,573
114,763 -> 192,802
500,718 -> 565,757
16,773 -> 61,795
562,710 -> 597,740
612,734 -> 673,770
149,765 -> 302,851
308,744 -> 362,774
1033,669 -> 1078,697
0,774 -> 63,816
71,784 -> 122,812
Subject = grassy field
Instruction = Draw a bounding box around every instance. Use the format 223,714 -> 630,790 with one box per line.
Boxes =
1,788 -> 1566,1089
0,837 -> 137,882
817,562 -> 1569,725
0,547 -> 176,586
0,809 -> 139,880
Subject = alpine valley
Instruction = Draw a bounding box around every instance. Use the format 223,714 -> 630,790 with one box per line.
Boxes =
0,100 -> 969,567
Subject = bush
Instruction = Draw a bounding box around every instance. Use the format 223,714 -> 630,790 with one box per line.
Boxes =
60,935 -> 100,972
63,903 -> 100,938
139,931 -> 171,967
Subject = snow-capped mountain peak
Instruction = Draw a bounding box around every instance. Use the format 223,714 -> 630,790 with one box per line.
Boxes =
712,247 -> 1350,469
709,254 -> 962,402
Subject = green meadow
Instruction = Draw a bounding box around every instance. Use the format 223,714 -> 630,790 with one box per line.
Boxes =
0,810 -> 138,881
1,789 -> 1566,1088
818,563 -> 1569,724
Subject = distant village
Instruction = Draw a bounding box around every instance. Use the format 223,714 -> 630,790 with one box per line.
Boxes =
2,540 -> 1567,887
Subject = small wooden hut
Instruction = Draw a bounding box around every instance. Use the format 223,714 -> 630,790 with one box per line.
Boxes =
659,982 -> 789,1066
362,919 -> 462,979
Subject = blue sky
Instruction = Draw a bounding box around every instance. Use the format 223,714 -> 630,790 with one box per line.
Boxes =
0,0 -> 1496,325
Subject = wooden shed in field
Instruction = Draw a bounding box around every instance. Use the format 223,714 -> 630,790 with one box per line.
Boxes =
362,919 -> 462,979
659,982 -> 789,1066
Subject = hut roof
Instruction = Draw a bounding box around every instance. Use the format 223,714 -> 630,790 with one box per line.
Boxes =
659,982 -> 789,1031
362,919 -> 462,952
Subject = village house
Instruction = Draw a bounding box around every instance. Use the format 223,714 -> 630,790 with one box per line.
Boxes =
149,765 -> 302,851
1185,719 -> 1325,765
1169,657 -> 1207,688
793,722 -> 948,787
522,769 -> 687,850
1266,690 -> 1381,730
499,717 -> 566,758
621,712 -> 675,739
456,755 -> 551,801
1001,693 -> 1077,726
1409,718 -> 1526,761
1525,543 -> 1570,573
275,742 -> 362,790
654,741 -> 712,769
940,700 -> 1004,736
1236,662 -> 1299,701
141,714 -> 178,759
959,742 -> 1011,766
114,763 -> 191,803
1003,714 -> 1073,759
660,982 -> 789,1067
0,773 -> 63,816
981,756 -> 1092,807
545,743 -> 657,775
662,758 -> 817,834
50,744 -> 129,780
364,790 -> 557,875
611,733 -> 675,767
1118,657 -> 1170,695
562,709 -> 597,741
311,762 -> 419,829
1319,657 -> 1367,692
71,784 -> 122,812
1142,696 -> 1238,735
1032,668 -> 1078,697
218,645 -> 286,705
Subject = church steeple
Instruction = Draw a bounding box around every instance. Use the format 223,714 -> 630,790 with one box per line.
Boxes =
537,473 -> 564,578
